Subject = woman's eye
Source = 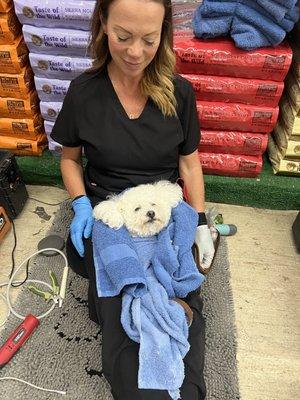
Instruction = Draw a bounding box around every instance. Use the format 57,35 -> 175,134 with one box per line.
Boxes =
135,207 -> 141,212
151,203 -> 156,206
118,37 -> 128,42
144,40 -> 154,46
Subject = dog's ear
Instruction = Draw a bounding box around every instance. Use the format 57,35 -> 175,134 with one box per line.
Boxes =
93,198 -> 124,229
154,180 -> 183,207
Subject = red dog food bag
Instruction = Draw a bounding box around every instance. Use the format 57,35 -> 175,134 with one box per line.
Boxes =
199,130 -> 268,156
198,152 -> 263,177
196,101 -> 279,133
174,36 -> 292,81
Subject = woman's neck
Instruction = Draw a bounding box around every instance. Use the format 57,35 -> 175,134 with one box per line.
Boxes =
107,61 -> 142,93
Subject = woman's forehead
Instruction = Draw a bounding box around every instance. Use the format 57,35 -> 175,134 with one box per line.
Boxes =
108,0 -> 165,33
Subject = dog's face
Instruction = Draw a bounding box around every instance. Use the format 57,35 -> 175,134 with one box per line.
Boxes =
93,181 -> 183,237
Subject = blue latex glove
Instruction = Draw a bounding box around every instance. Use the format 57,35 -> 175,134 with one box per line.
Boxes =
71,195 -> 94,257
194,225 -> 215,271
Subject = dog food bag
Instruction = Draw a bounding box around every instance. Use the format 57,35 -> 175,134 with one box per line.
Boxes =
40,101 -> 62,122
174,36 -> 293,81
0,133 -> 47,156
290,41 -> 300,79
279,94 -> 300,135
23,24 -> 90,57
29,53 -> 93,80
14,0 -> 95,31
268,134 -> 300,175
0,0 -> 12,12
285,71 -> 300,115
181,74 -> 284,108
44,119 -> 54,135
0,7 -> 22,44
0,67 -> 33,98
198,152 -> 263,177
196,101 -> 279,133
0,36 -> 28,74
199,130 -> 268,156
35,76 -> 71,102
44,120 -> 62,155
0,91 -> 39,118
273,118 -> 300,154
47,136 -> 62,156
0,114 -> 44,139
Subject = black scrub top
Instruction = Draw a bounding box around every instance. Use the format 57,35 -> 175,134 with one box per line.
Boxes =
51,66 -> 200,202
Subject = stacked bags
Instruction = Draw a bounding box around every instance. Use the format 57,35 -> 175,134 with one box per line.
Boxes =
174,33 -> 293,177
193,0 -> 299,50
14,0 -> 95,155
0,0 -> 47,156
172,0 -> 200,33
268,32 -> 300,176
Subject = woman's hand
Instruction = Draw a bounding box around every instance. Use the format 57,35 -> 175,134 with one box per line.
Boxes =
194,225 -> 215,271
71,196 -> 94,257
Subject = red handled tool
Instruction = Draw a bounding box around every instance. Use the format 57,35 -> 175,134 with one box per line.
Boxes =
0,314 -> 39,367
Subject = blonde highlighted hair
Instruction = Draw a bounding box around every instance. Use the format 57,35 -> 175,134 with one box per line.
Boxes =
88,0 -> 177,117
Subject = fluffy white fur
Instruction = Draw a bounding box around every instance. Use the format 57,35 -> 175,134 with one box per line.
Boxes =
93,181 -> 183,237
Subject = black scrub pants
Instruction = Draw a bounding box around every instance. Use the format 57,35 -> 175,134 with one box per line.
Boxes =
66,234 -> 207,400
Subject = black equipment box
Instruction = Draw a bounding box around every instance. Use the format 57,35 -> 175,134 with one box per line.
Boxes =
0,150 -> 28,219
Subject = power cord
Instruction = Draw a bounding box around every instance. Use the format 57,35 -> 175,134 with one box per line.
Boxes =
0,248 -> 68,396
0,195 -> 69,396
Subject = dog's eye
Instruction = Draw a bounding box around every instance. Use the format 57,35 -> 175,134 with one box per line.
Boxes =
151,203 -> 156,206
134,206 -> 141,212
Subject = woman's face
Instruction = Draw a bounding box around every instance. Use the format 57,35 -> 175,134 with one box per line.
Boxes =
103,0 -> 165,78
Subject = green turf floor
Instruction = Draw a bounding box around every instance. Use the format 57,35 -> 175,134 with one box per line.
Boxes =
16,151 -> 300,210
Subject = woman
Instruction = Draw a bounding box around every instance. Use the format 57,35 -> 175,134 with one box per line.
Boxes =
51,0 -> 215,398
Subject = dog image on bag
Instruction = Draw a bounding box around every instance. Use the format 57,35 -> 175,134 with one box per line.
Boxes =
92,180 -> 205,399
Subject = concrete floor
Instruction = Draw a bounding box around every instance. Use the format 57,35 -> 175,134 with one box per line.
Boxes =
0,185 -> 299,400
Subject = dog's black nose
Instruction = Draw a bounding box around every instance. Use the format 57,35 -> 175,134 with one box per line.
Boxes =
146,210 -> 155,219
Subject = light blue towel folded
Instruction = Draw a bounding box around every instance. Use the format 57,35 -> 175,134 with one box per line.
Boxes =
92,200 -> 205,398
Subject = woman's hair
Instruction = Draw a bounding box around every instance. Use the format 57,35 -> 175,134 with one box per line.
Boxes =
88,0 -> 177,117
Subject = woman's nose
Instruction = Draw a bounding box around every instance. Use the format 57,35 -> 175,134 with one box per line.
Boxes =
127,41 -> 143,59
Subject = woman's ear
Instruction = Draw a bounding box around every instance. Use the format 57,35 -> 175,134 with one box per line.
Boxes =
154,180 -> 183,207
93,198 -> 124,229
99,13 -> 107,34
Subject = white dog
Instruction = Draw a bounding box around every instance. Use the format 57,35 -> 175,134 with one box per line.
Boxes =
93,180 -> 183,236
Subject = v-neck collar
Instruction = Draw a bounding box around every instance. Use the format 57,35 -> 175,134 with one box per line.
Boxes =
105,66 -> 149,121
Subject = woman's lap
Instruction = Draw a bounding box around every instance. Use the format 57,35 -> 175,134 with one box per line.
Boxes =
66,234 -> 206,400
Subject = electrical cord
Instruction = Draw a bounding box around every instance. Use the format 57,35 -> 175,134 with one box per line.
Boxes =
0,248 -> 69,396
28,197 -> 68,206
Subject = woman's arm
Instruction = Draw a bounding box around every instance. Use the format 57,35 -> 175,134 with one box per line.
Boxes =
178,150 -> 205,212
61,146 -> 86,199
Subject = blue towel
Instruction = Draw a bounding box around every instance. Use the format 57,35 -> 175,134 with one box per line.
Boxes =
193,0 -> 237,38
92,200 -> 205,398
93,200 -> 204,299
193,0 -> 299,49
231,0 -> 299,49
256,0 -> 298,23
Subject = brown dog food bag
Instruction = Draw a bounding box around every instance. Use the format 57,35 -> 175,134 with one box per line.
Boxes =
0,133 -> 47,156
0,0 -> 12,12
0,113 -> 44,140
0,91 -> 39,118
0,36 -> 28,74
0,7 -> 22,45
0,67 -> 33,98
